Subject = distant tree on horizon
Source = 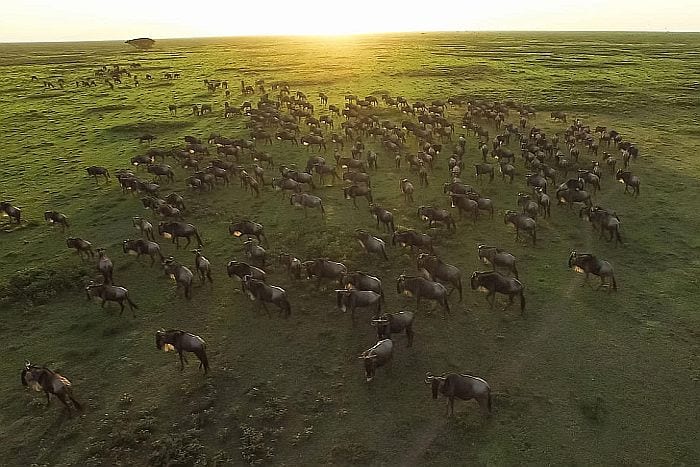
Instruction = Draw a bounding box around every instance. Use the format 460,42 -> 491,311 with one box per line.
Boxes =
125,38 -> 155,50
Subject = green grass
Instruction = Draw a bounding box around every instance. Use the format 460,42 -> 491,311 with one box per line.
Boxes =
1,32 -> 699,465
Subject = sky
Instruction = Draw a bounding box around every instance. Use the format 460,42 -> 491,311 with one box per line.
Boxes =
2,0 -> 699,42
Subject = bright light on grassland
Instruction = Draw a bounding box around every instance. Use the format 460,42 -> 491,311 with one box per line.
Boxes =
2,0 -> 699,42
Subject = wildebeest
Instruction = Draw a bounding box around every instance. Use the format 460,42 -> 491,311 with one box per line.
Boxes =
400,179 -> 415,202
551,111 -> 567,122
277,252 -> 302,279
290,193 -> 325,217
155,329 -> 209,374
122,238 -> 163,266
477,245 -> 518,278
355,229 -> 388,260
534,187 -> 551,218
392,229 -> 434,253
85,280 -> 138,316
555,186 -> 592,209
227,260 -> 266,283
371,311 -> 414,347
162,257 -> 194,299
44,210 -> 69,231
336,289 -> 382,321
132,216 -> 155,241
343,185 -> 373,208
396,274 -> 450,316
525,173 -> 547,193
66,237 -> 95,260
581,206 -> 623,244
504,210 -> 537,245
517,193 -> 539,219
303,258 -> 347,288
243,239 -> 267,268
615,169 -> 640,196
192,249 -> 213,284
242,275 -> 291,318
96,248 -> 113,283
369,203 -> 395,232
424,372 -> 492,417
21,362 -> 82,416
147,164 -> 175,183
341,271 -> 383,299
358,339 -> 393,383
416,254 -> 462,301
449,194 -> 479,222
228,220 -> 267,246
474,163 -> 495,182
0,201 -> 21,224
568,250 -> 617,291
470,271 -> 525,313
418,206 -> 456,231
158,221 -> 203,249
86,165 -> 110,183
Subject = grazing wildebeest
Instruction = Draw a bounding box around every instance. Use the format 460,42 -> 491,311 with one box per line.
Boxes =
470,271 -> 525,313
369,203 -> 395,232
85,281 -> 138,317
424,372 -> 492,417
229,220 -> 267,245
192,249 -> 213,284
615,169 -> 640,196
477,245 -> 519,278
581,206 -> 623,244
343,185 -> 373,208
162,257 -> 194,299
96,248 -> 113,283
227,260 -> 266,284
568,250 -> 617,291
358,339 -> 393,383
123,238 -> 163,266
396,274 -> 450,316
155,329 -> 209,374
392,230 -> 434,253
290,193 -> 325,217
504,210 -> 537,245
86,165 -> 110,183
21,362 -> 82,416
0,201 -> 21,224
132,216 -> 155,241
418,206 -> 456,231
354,229 -> 388,260
303,258 -> 347,288
165,193 -> 186,211
416,254 -> 462,301
66,237 -> 94,260
371,311 -> 414,347
158,221 -> 203,249
449,194 -> 479,222
336,289 -> 382,321
44,211 -> 69,231
242,275 -> 291,318
400,179 -> 415,202
131,154 -> 154,167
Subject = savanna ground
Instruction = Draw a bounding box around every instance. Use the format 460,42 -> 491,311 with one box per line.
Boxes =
0,32 -> 698,465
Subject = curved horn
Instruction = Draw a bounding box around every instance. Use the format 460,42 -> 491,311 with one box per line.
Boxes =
424,372 -> 435,384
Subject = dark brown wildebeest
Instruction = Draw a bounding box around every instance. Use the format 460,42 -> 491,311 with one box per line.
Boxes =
555,187 -> 592,209
392,229 -> 434,253
499,161 -> 516,183
355,229 -> 388,260
44,210 -> 69,231
343,171 -> 371,187
168,104 -> 177,115
517,193 -> 539,219
158,221 -> 203,249
21,362 -> 82,416
568,250 -> 617,291
85,281 -> 138,316
400,178 -> 415,203
227,260 -> 266,284
581,206 -> 623,244
336,289 -> 382,321
474,163 -> 495,182
504,210 -> 537,245
615,169 -> 640,196
229,220 -> 267,245
131,154 -> 154,167
449,194 -> 479,223
314,163 -> 340,186
343,185 -> 373,209
155,329 -> 209,374
470,271 -> 525,313
418,206 -> 456,231
525,173 -> 547,194
0,201 -> 21,224
358,339 -> 393,383
86,166 -> 110,183
277,253 -> 302,279
303,258 -> 347,288
165,193 -> 186,211
300,134 -> 326,151
123,238 -> 163,266
132,216 -> 155,241
272,177 -> 303,196
468,193 -> 495,219
192,249 -> 213,284
534,187 -> 551,218
341,271 -> 383,299
443,180 -> 474,195
162,257 -> 194,299
416,254 -> 462,301
477,245 -> 518,278
147,164 -> 175,183
371,311 -> 415,347
67,237 -> 95,260
242,275 -> 291,318
243,239 -> 267,268
396,274 -> 450,316
550,111 -> 567,122
96,248 -> 113,283
424,372 -> 492,417
369,203 -> 395,232
290,193 -> 325,217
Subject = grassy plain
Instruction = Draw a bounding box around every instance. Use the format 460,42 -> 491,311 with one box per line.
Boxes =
0,32 -> 698,465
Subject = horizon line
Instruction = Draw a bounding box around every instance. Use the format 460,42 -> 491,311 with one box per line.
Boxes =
2,29 -> 699,45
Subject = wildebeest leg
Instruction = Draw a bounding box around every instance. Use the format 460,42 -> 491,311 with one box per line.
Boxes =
45,391 -> 51,406
179,351 -> 185,370
119,299 -> 125,316
488,291 -> 496,309
55,392 -> 72,414
68,392 -> 82,411
261,301 -> 272,318
184,236 -> 192,249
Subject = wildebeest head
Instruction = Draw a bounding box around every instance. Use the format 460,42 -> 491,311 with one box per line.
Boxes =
425,372 -> 447,399
396,274 -> 407,294
155,329 -> 166,350
469,272 -> 482,290
335,289 -> 349,312
371,315 -> 391,339
568,250 -> 578,269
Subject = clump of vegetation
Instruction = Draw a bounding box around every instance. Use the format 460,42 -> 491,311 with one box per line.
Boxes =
0,264 -> 89,305
149,429 -> 207,466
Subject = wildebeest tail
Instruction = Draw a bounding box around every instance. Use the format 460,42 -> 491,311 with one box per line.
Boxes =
194,230 -> 204,247
520,290 -> 526,313
382,245 -> 388,261
611,275 -> 618,291
127,296 -> 139,310
488,389 -> 493,413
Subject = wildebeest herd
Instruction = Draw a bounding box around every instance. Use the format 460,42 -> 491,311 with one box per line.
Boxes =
8,72 -> 642,419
